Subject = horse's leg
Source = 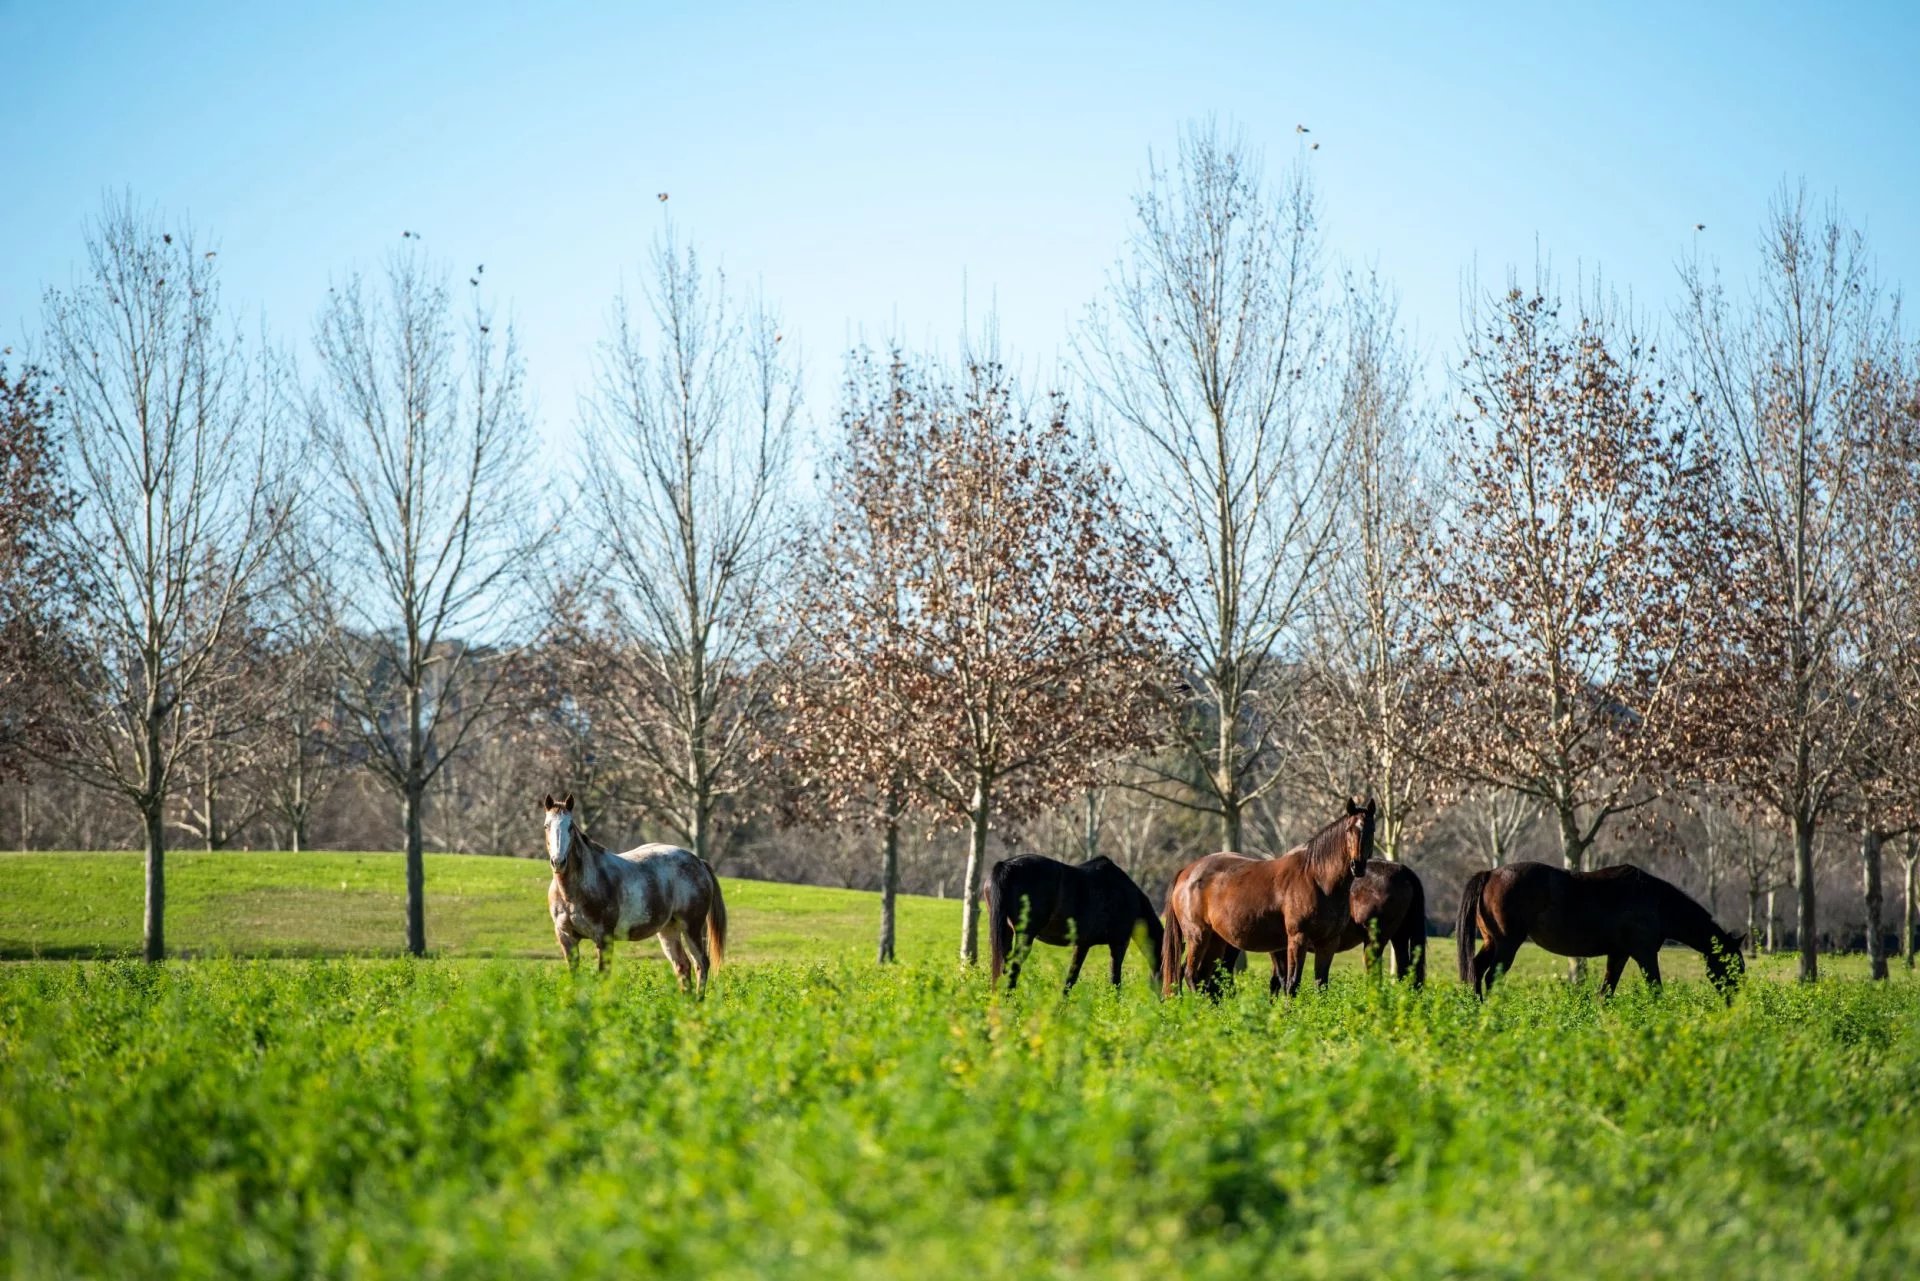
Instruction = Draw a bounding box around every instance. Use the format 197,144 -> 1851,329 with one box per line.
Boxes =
1389,934 -> 1412,984
1313,948 -> 1334,990
683,910 -> 712,997
1601,952 -> 1628,997
556,925 -> 579,970
1108,939 -> 1128,988
1283,936 -> 1307,998
1269,952 -> 1284,1000
594,936 -> 610,974
1063,943 -> 1091,994
657,927 -> 693,991
1637,948 -> 1662,992
1006,930 -> 1029,991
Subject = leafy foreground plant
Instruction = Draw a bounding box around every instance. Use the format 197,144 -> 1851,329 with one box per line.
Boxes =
1,961 -> 1916,1279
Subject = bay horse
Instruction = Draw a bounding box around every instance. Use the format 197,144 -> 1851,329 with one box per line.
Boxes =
987,854 -> 1165,993
542,793 -> 728,994
1455,861 -> 1745,997
1162,797 -> 1378,998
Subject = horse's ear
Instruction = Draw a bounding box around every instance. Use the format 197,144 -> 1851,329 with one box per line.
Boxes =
562,793 -> 575,812
1346,796 -> 1362,815
1363,795 -> 1377,815
542,793 -> 554,811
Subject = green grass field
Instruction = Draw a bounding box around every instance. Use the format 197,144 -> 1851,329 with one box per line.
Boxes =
2,852 -> 1917,1278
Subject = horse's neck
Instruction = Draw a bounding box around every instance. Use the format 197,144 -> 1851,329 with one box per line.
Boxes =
1658,884 -> 1718,952
563,837 -> 612,899
1300,828 -> 1351,893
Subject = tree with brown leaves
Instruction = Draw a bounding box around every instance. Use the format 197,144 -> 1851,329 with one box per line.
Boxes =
1416,281 -> 1709,977
787,349 -> 1170,966
0,360 -> 72,778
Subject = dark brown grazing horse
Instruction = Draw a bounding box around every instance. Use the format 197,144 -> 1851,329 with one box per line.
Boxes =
1456,861 -> 1745,997
1316,859 -> 1428,989
987,854 -> 1165,993
1162,797 -> 1377,998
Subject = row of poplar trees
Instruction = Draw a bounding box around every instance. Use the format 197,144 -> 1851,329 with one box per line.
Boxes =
3,123 -> 1917,980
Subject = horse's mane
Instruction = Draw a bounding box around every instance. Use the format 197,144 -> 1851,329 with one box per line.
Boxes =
1300,810 -> 1358,871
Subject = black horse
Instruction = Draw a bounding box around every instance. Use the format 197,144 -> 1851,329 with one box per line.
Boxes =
987,854 -> 1165,992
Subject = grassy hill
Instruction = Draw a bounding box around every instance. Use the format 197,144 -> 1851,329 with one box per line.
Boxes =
0,850 -> 1896,983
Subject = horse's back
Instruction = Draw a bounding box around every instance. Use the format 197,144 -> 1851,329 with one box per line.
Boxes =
609,843 -> 715,932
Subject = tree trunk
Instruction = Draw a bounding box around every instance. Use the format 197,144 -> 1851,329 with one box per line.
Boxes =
1746,886 -> 1761,958
142,800 -> 166,963
1904,841 -> 1917,970
1557,802 -> 1587,982
1863,829 -> 1887,980
878,788 -> 901,965
1766,887 -> 1778,954
1219,781 -> 1242,854
958,773 -> 992,965
1793,811 -> 1817,982
1083,787 -> 1101,862
404,781 -> 426,956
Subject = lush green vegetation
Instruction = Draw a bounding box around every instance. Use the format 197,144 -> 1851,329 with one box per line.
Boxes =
1,957 -> 1916,1279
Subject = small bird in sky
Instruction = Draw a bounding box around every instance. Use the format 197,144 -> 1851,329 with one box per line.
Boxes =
1295,124 -> 1309,133
476,264 -> 484,275
1695,223 -> 1706,231
1311,142 -> 1320,150
470,277 -> 480,286
657,192 -> 669,202
163,233 -> 173,244
205,251 -> 216,259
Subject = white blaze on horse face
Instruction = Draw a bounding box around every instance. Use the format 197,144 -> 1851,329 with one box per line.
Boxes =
546,809 -> 572,871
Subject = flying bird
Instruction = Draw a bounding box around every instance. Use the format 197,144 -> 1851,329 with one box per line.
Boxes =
1695,223 -> 1706,231
205,251 -> 216,259
163,233 -> 172,244
1311,142 -> 1320,150
476,264 -> 484,275
657,192 -> 669,202
470,277 -> 480,286
1295,124 -> 1309,133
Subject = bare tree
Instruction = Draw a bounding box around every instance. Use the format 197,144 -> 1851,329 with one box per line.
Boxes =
307,250 -> 546,955
577,231 -> 798,869
1081,123 -> 1337,852
1678,188 -> 1891,981
41,197 -> 294,959
1294,272 -> 1445,857
790,349 -> 1170,965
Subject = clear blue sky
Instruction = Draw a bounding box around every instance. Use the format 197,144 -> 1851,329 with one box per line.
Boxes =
4,0 -> 1917,435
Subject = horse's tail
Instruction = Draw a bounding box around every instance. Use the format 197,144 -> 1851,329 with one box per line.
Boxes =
1456,870 -> 1491,983
1160,885 -> 1184,997
1404,872 -> 1428,987
987,861 -> 1012,985
705,862 -> 728,967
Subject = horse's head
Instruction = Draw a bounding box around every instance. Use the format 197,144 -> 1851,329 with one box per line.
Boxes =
542,793 -> 579,874
1344,795 -> 1378,878
1705,929 -> 1746,998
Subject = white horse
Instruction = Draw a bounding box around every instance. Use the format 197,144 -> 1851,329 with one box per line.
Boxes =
542,793 -> 728,993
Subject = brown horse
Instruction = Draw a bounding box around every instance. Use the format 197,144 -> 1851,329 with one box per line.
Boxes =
1456,861 -> 1745,996
542,794 -> 728,994
1162,797 -> 1378,998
